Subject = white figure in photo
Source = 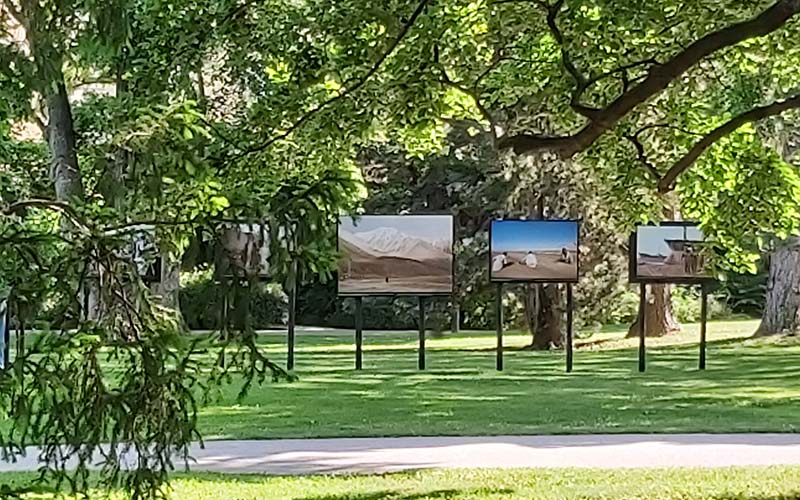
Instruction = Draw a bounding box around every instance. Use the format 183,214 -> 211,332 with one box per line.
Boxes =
492,252 -> 508,272
523,251 -> 538,268
559,247 -> 573,264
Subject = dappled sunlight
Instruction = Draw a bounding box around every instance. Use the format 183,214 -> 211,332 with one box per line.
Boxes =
5,467 -> 800,499
191,320 -> 800,439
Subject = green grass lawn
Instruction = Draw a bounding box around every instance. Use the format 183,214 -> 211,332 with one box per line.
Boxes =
193,319 -> 800,440
4,467 -> 800,499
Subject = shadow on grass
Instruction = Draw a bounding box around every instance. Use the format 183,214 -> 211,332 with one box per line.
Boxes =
712,496 -> 800,500
293,488 -> 514,500
197,322 -> 800,440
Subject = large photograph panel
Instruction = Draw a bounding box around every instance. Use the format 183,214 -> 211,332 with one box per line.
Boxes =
338,215 -> 454,295
634,224 -> 709,282
131,228 -> 162,283
215,223 -> 270,279
490,220 -> 579,283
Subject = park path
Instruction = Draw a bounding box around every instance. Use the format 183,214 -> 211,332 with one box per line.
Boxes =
2,434 -> 800,475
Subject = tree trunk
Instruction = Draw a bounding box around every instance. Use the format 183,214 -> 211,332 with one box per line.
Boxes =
44,71 -> 93,316
46,78 -> 83,203
22,4 -> 83,205
521,194 -> 564,349
627,284 -> 681,337
525,283 -> 563,349
756,237 -> 800,336
157,253 -> 181,311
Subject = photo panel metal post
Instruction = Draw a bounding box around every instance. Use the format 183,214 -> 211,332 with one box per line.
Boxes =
0,296 -> 9,370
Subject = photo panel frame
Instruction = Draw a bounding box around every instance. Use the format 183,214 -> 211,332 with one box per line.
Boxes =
337,214 -> 455,296
489,219 -> 580,284
629,221 -> 713,284
130,228 -> 162,284
214,222 -> 271,280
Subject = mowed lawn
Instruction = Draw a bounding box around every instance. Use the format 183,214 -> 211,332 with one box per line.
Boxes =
196,319 -> 800,440
4,467 -> 800,499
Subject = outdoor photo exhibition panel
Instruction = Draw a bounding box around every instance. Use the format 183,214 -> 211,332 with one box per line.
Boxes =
215,223 -> 271,280
338,214 -> 455,370
629,222 -> 714,372
130,227 -> 162,284
489,219 -> 580,372
213,222 -> 299,370
81,227 -> 163,317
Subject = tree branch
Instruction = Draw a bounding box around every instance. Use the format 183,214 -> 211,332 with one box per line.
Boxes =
3,198 -> 90,234
634,123 -> 703,137
439,78 -> 498,144
584,57 -> 660,89
231,0 -> 431,159
657,94 -> 800,192
541,0 -> 584,88
534,0 -> 604,120
622,133 -> 661,181
500,0 -> 800,156
435,47 -> 498,144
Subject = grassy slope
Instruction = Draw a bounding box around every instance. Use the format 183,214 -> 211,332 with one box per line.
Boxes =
197,320 -> 800,440
5,467 -> 800,499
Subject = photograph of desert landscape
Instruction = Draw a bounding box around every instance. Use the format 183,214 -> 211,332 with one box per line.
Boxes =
338,215 -> 454,295
490,220 -> 579,282
215,223 -> 271,279
635,225 -> 708,281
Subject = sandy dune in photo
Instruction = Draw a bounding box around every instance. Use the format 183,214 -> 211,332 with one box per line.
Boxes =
338,227 -> 453,294
637,256 -> 707,279
491,251 -> 578,281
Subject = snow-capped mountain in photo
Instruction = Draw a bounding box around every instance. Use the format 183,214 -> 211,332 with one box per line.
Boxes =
342,227 -> 449,261
430,239 -> 452,253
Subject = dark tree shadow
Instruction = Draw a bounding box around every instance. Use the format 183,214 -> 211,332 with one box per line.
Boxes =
711,495 -> 800,500
293,488 -> 514,500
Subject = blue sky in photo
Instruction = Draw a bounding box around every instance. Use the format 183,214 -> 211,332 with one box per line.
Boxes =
340,215 -> 452,241
637,225 -> 704,256
491,220 -> 578,252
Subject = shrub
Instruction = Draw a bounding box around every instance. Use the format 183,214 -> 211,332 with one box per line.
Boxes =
671,286 -> 730,323
298,279 -> 433,330
179,269 -> 287,330
717,269 -> 767,317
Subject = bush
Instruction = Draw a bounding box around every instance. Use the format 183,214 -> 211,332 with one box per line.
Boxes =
297,278 -> 518,331
297,280 -> 439,330
671,287 -> 730,323
179,269 -> 287,330
718,269 -> 767,317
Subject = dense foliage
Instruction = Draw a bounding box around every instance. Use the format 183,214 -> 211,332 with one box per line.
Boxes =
2,0 -> 800,497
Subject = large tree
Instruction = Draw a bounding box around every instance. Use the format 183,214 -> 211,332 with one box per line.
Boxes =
487,0 -> 800,335
369,0 -> 800,336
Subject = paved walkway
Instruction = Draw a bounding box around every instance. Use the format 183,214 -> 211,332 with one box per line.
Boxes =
2,434 -> 800,475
